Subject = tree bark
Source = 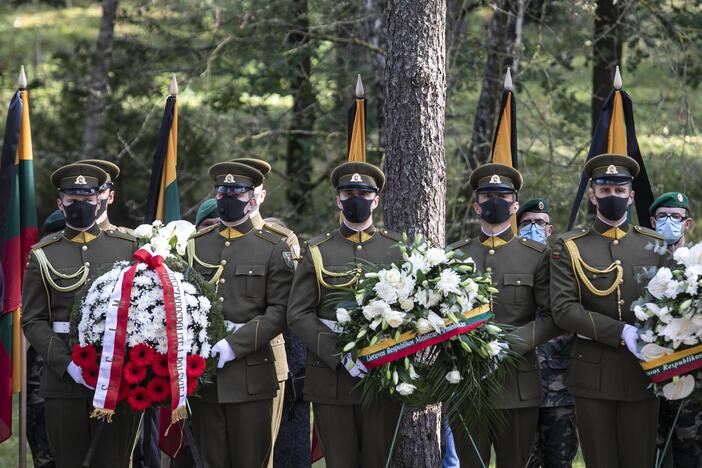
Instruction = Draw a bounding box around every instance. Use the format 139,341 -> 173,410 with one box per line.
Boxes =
80,0 -> 119,157
591,0 -> 623,133
285,0 -> 317,223
384,0 -> 447,465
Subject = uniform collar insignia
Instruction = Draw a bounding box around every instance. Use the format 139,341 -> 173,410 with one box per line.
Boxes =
479,227 -> 514,248
340,222 -> 375,243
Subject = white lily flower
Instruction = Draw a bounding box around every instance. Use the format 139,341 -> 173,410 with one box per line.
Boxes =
662,375 -> 695,400
396,382 -> 416,396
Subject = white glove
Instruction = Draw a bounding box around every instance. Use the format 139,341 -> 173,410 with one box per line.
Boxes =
211,339 -> 236,368
621,324 -> 641,359
66,361 -> 94,389
342,353 -> 368,378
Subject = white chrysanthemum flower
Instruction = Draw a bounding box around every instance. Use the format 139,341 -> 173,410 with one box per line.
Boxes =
336,308 -> 351,324
186,295 -> 200,308
374,280 -> 398,304
416,288 -> 441,308
406,251 -> 429,273
437,270 -> 461,296
200,342 -> 212,358
425,247 -> 447,267
362,300 -> 391,321
182,282 -> 197,295
395,277 -> 416,300
198,296 -> 211,311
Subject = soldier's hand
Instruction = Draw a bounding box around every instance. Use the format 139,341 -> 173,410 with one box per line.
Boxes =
211,339 -> 236,368
66,361 -> 94,389
621,324 -> 641,359
342,353 -> 367,378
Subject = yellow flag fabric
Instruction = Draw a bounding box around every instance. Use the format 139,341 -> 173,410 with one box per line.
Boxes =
155,98 -> 178,222
608,90 -> 627,154
347,99 -> 366,162
491,93 -> 512,166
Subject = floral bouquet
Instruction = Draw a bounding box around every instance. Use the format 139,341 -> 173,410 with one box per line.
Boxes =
331,235 -> 516,423
70,220 -> 226,423
632,243 -> 702,401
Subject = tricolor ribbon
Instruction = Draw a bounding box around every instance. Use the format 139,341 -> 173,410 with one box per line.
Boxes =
640,343 -> 702,384
92,247 -> 189,423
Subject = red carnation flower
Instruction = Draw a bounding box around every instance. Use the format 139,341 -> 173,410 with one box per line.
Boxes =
127,386 -> 152,412
71,344 -> 97,368
82,363 -> 99,388
187,378 -> 198,396
186,355 -> 206,379
151,353 -> 170,378
146,377 -> 170,403
129,343 -> 155,367
118,379 -> 132,402
123,361 -> 147,384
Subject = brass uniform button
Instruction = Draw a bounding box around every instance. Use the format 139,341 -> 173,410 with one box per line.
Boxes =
218,297 -> 224,303
356,245 -> 363,250
224,241 -> 231,247
84,262 -> 90,267
613,240 -> 619,246
219,278 -> 226,284
488,249 -> 495,255
81,245 -> 88,251
221,259 -> 227,265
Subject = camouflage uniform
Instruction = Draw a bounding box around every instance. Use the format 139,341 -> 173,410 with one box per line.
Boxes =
657,398 -> 702,468
26,346 -> 55,468
527,335 -> 579,468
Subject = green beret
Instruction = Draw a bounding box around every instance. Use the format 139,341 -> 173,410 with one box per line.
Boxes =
469,163 -> 523,193
230,158 -> 272,177
50,163 -> 108,195
42,209 -> 65,235
650,192 -> 689,215
584,153 -> 639,185
208,162 -> 264,193
195,198 -> 218,226
81,159 -> 120,182
330,162 -> 385,192
517,198 -> 549,221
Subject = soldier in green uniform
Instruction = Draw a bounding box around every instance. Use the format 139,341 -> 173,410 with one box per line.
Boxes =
80,159 -> 130,233
21,163 -> 141,468
195,198 -> 219,231
450,165 -> 560,468
185,161 -> 295,467
518,199 -> 579,468
550,154 -> 669,468
231,157 -> 300,468
649,192 -> 702,468
287,161 -> 403,468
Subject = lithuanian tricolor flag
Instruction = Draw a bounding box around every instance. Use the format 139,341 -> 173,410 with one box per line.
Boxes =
566,66 -> 654,230
491,68 -> 518,232
145,75 -> 180,224
0,67 -> 38,443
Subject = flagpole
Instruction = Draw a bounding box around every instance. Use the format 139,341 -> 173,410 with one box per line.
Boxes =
17,65 -> 28,468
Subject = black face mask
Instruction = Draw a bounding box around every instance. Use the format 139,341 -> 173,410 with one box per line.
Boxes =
217,196 -> 249,223
596,195 -> 629,221
478,198 -> 513,224
340,196 -> 374,223
62,201 -> 97,229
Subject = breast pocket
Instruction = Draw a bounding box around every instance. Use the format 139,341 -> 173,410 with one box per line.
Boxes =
233,264 -> 266,298
501,273 -> 534,304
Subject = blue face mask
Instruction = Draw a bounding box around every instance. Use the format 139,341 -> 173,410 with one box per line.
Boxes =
655,217 -> 683,245
519,223 -> 547,244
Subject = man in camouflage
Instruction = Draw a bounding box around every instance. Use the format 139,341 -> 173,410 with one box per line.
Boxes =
518,199 -> 579,468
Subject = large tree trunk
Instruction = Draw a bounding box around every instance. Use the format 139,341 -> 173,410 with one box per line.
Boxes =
383,0 -> 447,466
285,0 -> 317,223
80,0 -> 119,157
591,0 -> 623,133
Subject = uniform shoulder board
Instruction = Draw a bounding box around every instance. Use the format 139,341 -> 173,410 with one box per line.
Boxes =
32,233 -> 62,250
447,238 -> 472,251
117,226 -> 134,235
263,222 -> 294,238
519,236 -> 546,253
192,224 -> 218,238
105,229 -> 135,242
308,231 -> 334,247
255,228 -> 284,245
560,227 -> 590,242
634,225 -> 664,240
378,228 -> 402,242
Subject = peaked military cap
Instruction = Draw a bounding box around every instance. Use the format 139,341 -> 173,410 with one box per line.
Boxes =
196,198 -> 218,226
331,161 -> 385,192
82,159 -> 120,191
517,198 -> 549,221
649,192 -> 689,215
209,161 -> 264,193
230,158 -> 272,177
50,163 -> 108,195
469,163 -> 523,193
585,153 -> 639,185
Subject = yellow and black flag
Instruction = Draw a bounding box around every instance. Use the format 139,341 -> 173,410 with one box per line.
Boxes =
347,74 -> 366,162
567,66 -> 654,230
145,75 -> 180,224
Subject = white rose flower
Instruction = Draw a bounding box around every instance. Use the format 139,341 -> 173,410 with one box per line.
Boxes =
639,343 -> 674,361
662,375 -> 696,400
647,268 -> 673,300
445,370 -> 462,384
378,268 -> 402,287
395,383 -> 416,396
133,224 -> 154,239
383,309 -> 406,328
416,318 -> 433,334
398,297 -> 415,312
362,300 -> 391,321
395,277 -> 416,300
336,308 -> 351,324
425,247 -> 447,267
437,269 -> 461,296
374,280 -> 398,304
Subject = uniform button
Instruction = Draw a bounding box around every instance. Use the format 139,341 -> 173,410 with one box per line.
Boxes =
615,260 -> 621,265
224,241 -> 231,247
81,245 -> 88,251
486,267 -> 492,272
84,262 -> 90,267
218,297 -> 224,303
618,299 -> 625,305
221,259 -> 227,265
326,232 -> 331,237
219,278 -> 226,284
264,358 -> 268,362
248,270 -> 253,275
488,249 -> 495,255
613,240 -> 619,246
356,245 -> 363,250
516,280 -> 521,285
